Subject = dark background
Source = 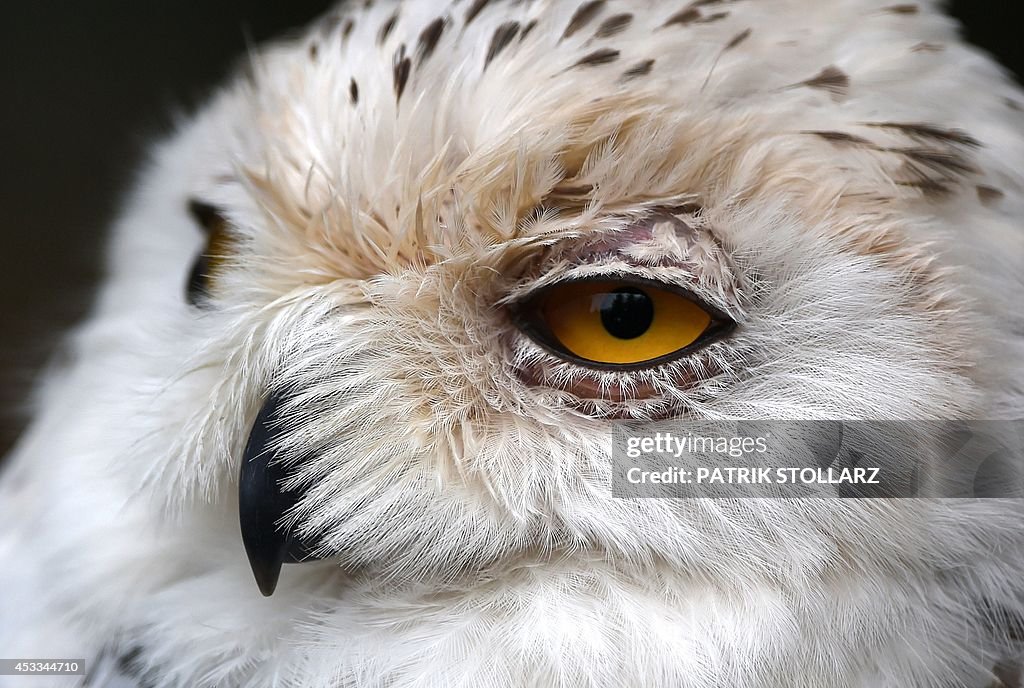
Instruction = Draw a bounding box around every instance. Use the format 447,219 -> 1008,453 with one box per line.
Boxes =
0,2 -> 1021,456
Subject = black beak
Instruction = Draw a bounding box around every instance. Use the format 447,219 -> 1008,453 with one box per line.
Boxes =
238,391 -> 321,596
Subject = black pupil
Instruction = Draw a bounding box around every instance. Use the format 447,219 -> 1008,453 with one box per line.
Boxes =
598,287 -> 654,340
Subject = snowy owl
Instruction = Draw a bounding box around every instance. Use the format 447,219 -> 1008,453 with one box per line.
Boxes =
3,0 -> 1024,686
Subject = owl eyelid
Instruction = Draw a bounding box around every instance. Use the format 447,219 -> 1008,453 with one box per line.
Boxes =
509,275 -> 735,373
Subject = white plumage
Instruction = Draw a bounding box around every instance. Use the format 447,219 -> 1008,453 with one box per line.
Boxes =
2,0 -> 1024,686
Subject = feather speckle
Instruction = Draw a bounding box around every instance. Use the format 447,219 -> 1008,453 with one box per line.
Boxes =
416,17 -> 446,65
378,11 -> 399,44
662,8 -> 701,27
723,27 -> 751,50
621,58 -> 655,80
393,44 -> 411,102
595,13 -> 633,38
866,121 -> 980,148
486,21 -> 521,67
798,65 -> 850,99
572,47 -> 621,68
464,0 -> 492,26
882,4 -> 919,14
805,130 -> 873,146
562,0 -> 608,41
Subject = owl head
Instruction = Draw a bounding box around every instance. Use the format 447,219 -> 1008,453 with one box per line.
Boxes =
4,0 -> 1024,686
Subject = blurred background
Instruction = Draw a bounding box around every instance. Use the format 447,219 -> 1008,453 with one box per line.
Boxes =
0,2 -> 1021,457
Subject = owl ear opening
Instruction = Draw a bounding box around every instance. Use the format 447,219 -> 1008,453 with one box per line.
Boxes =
238,391 -> 323,596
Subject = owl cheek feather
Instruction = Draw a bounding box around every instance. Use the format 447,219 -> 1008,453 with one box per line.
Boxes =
238,391 -> 325,597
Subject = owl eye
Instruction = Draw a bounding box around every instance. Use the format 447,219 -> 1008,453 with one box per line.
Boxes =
186,200 -> 232,307
514,278 -> 731,369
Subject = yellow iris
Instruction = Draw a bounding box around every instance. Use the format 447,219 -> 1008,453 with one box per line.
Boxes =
539,280 -> 712,365
201,217 -> 234,280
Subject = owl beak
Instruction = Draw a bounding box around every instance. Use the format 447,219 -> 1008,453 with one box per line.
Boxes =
238,391 -> 320,597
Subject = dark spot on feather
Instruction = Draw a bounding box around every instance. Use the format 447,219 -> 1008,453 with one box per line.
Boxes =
486,21 -> 520,67
309,43 -> 319,60
572,48 -> 620,68
865,122 -> 979,148
417,17 -> 446,65
893,146 -> 976,198
895,146 -> 977,176
805,130 -> 873,146
349,78 -> 359,104
562,0 -> 607,41
379,12 -> 399,45
977,185 -> 1005,205
662,8 -> 701,27
342,18 -> 355,40
621,58 -> 655,80
465,0 -> 492,26
911,41 -> 943,52
117,647 -> 144,676
698,28 -> 750,91
520,19 -> 539,41
111,645 -> 156,688
697,11 -> 729,23
393,45 -> 412,103
896,165 -> 953,197
688,0 -> 728,6
595,13 -> 632,38
723,28 -> 751,50
799,65 -> 850,99
882,4 -> 918,13
1007,99 -> 1023,112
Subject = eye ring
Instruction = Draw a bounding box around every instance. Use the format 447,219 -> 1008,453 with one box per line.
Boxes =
510,275 -> 735,372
